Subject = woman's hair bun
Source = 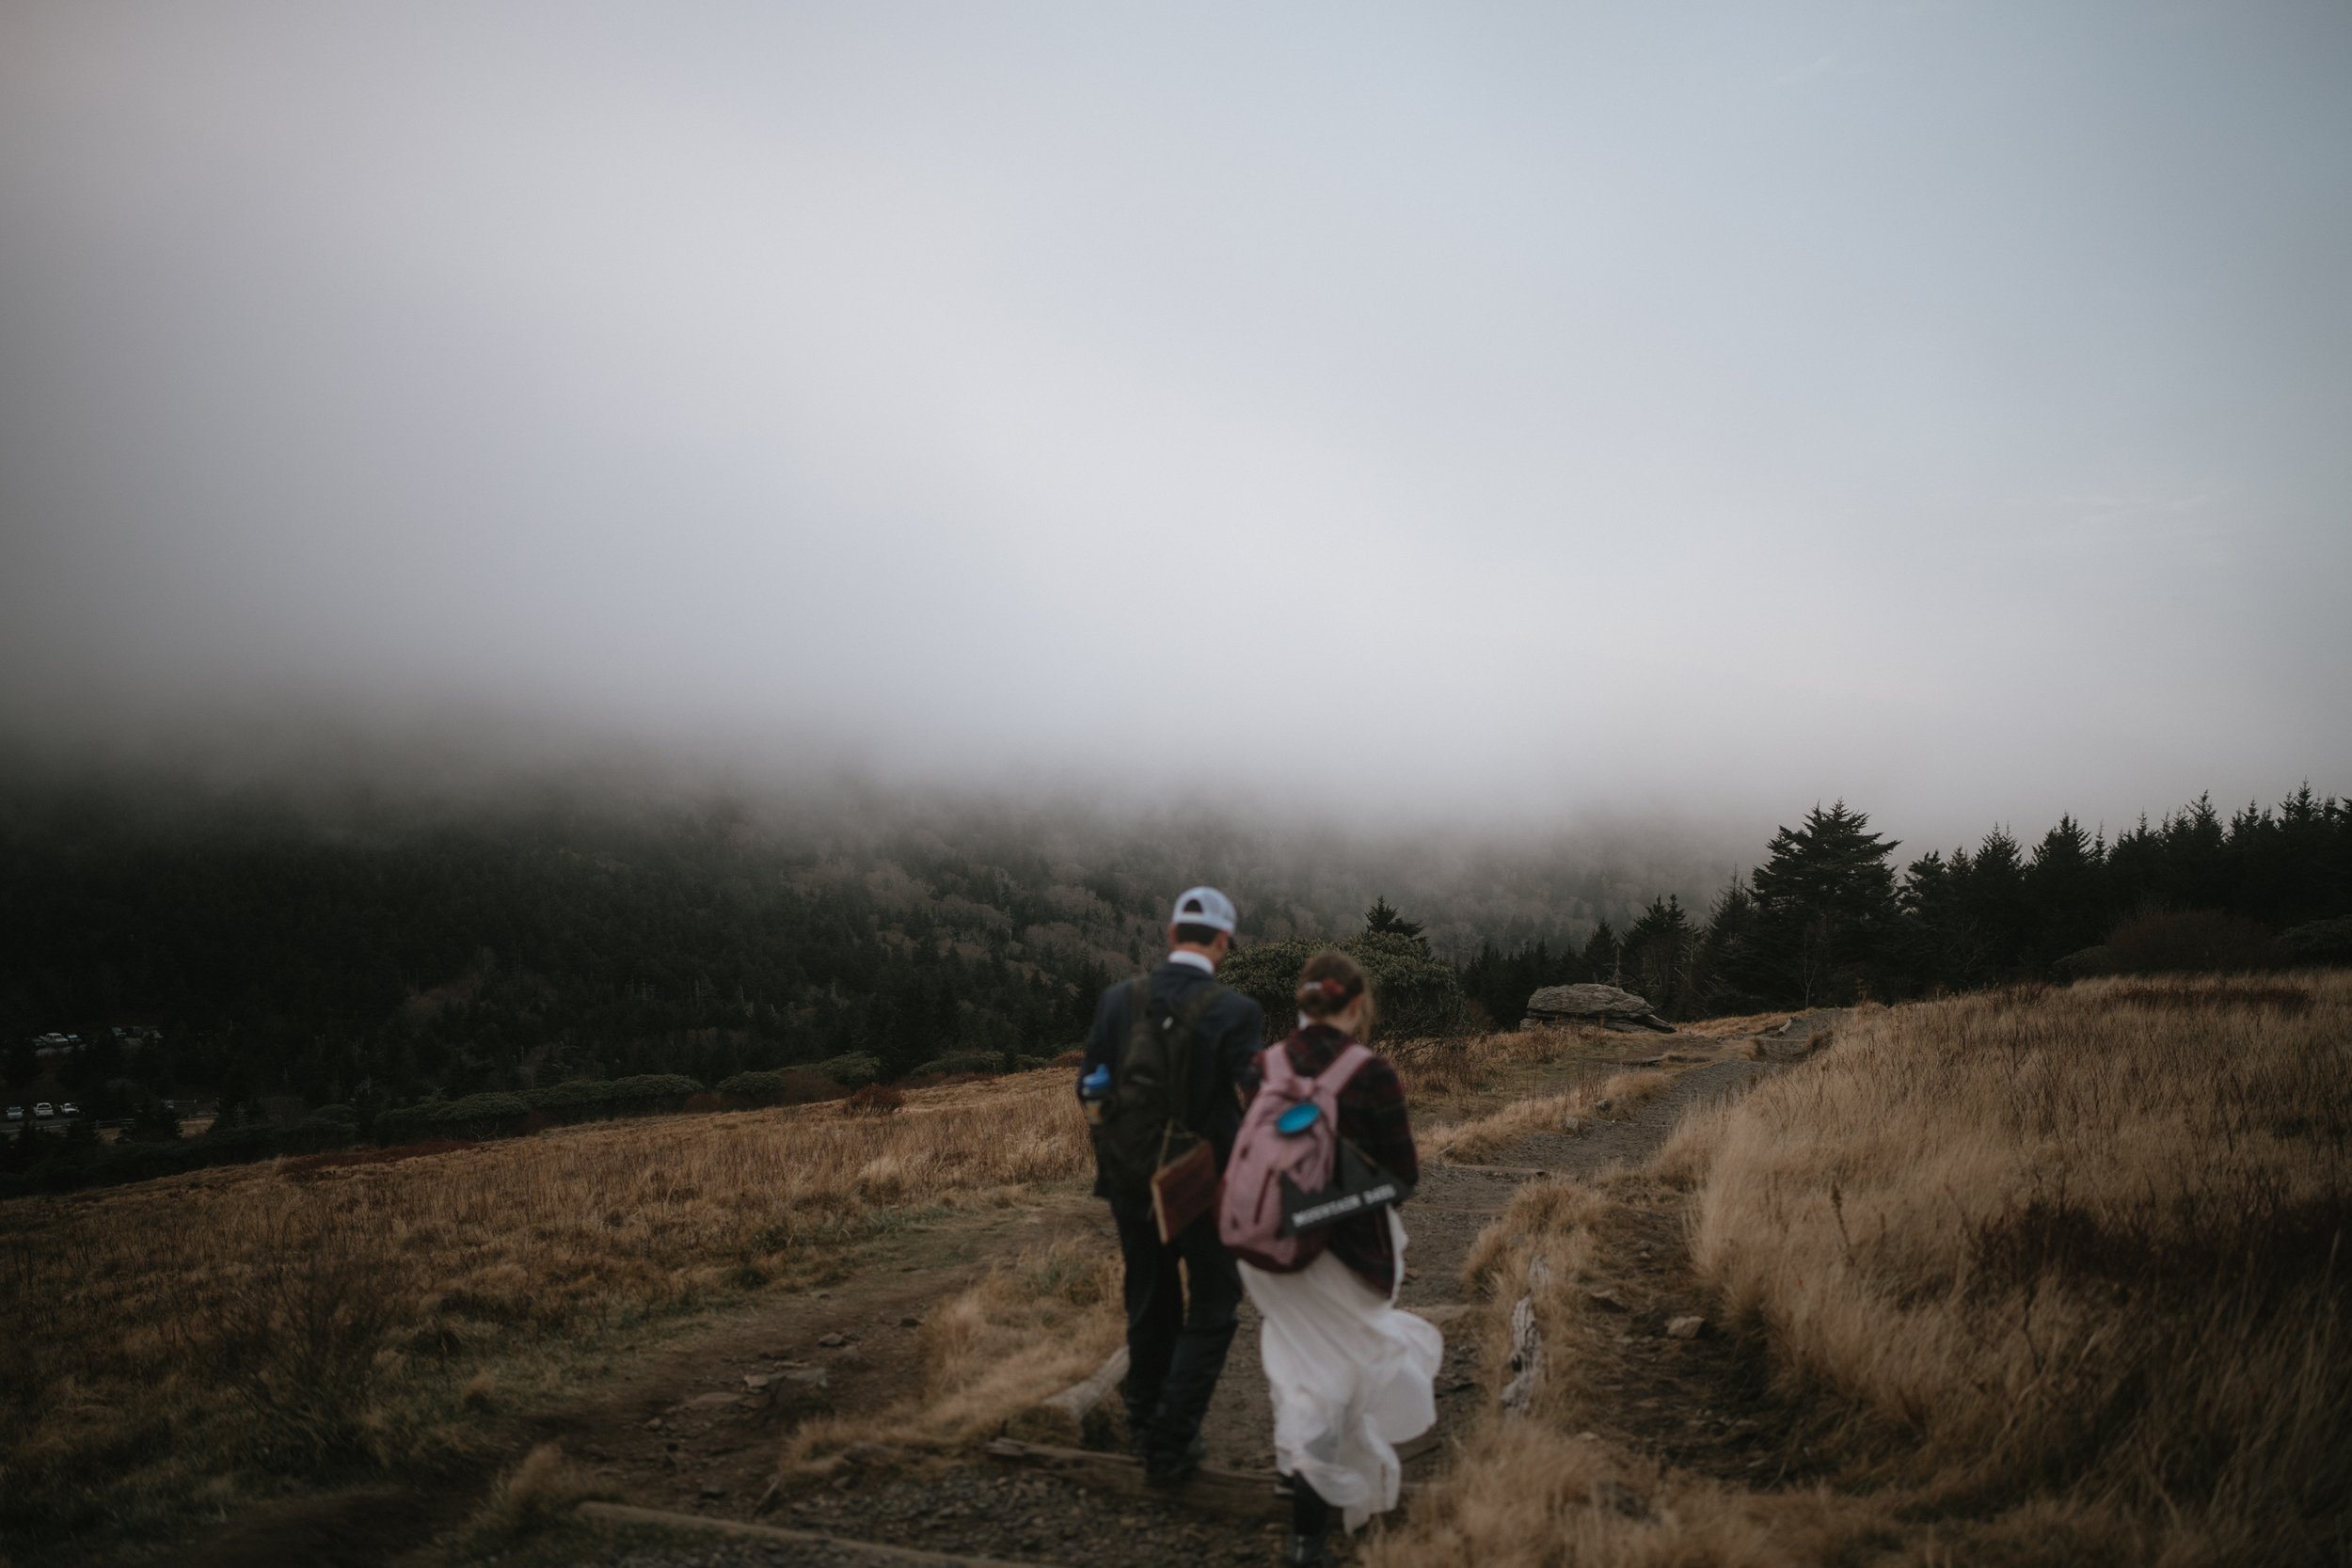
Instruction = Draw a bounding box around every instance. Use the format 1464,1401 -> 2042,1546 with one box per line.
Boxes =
1294,949 -> 1371,1023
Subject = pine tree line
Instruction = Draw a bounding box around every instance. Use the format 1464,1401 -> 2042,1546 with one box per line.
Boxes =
1463,787 -> 2352,1022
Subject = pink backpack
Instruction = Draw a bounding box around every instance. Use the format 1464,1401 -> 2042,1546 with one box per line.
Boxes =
1218,1039 -> 1373,1273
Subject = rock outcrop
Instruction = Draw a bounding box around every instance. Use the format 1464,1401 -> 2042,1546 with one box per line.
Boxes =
1521,983 -> 1675,1033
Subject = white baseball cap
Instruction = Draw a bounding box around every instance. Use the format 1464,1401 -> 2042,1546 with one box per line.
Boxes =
1169,886 -> 1238,934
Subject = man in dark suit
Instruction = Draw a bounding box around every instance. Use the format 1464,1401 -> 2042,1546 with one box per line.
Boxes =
1078,885 -> 1264,1486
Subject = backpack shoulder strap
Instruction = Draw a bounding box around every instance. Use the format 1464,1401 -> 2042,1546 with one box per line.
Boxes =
1260,1039 -> 1297,1092
1156,979 -> 1228,1132
1317,1042 -> 1376,1096
1171,978 -> 1224,1034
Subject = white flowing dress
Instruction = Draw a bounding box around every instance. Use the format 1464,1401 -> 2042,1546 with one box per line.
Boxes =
1239,1208 -> 1443,1531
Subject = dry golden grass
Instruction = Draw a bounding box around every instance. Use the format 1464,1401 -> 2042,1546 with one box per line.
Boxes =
1425,1069 -> 1667,1164
1371,1173 -> 1897,1568
1376,974 -> 2352,1568
0,1068 -> 1092,1546
1389,1027 -> 1667,1113
1676,1009 -> 1803,1041
1366,1421 -> 1890,1568
1673,973 -> 2351,1564
778,1235 -> 1125,1476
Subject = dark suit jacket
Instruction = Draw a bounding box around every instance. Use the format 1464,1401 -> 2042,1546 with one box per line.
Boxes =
1080,958 -> 1265,1199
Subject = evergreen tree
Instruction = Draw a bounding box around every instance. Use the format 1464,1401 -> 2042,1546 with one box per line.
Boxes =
1960,828 -> 2032,978
1685,879 -> 1762,1015
2025,816 -> 2106,964
1362,897 -> 1426,946
1899,847 -> 1975,993
1581,921 -> 1622,985
1746,802 -> 1901,1005
1622,896 -> 1695,1016
2164,794 -> 2231,909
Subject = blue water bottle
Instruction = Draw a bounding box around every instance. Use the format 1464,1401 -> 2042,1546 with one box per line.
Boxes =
1079,1063 -> 1113,1125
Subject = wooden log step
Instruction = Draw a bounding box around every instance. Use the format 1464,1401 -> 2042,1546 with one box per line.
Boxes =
573,1500 -> 1046,1566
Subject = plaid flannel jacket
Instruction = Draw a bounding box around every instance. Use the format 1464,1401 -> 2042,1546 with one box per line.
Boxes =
1238,1023 -> 1419,1293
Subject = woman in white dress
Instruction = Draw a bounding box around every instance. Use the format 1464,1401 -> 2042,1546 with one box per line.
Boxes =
1235,951 -> 1441,1567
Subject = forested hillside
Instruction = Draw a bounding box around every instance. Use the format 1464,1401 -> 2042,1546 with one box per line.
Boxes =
0,772 -> 1708,1122
6,770 -> 2348,1133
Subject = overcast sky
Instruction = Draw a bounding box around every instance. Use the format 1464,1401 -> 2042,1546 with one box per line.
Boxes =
2,2 -> 2345,844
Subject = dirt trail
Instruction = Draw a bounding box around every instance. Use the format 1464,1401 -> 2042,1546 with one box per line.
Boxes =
183,1042 -> 1788,1568
492,1045 -> 1786,1567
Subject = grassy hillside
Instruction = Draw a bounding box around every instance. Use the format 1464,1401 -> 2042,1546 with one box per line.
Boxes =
1378,973 -> 2351,1568
0,1071 -> 1093,1555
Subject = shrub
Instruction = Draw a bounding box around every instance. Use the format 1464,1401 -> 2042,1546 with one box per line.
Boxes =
517,1074 -> 704,1121
914,1050 -> 1004,1079
811,1052 -> 883,1089
1219,931 -> 1471,1041
1012,1051 -> 1085,1071
717,1069 -> 843,1108
518,1079 -> 616,1117
2052,944 -> 2116,980
375,1092 -> 526,1144
181,1204 -> 402,1462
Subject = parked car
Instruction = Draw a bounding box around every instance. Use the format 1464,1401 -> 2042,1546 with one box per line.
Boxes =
34,1101 -> 55,1118
5,1106 -> 21,1122
58,1101 -> 79,1117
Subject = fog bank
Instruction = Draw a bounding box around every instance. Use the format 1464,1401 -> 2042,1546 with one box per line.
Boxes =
4,4 -> 2346,843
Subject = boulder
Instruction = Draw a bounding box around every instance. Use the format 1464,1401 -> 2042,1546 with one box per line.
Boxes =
1522,983 -> 1675,1033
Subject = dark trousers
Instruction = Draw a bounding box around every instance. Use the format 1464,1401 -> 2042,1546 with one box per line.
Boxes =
1109,1194 -> 1241,1458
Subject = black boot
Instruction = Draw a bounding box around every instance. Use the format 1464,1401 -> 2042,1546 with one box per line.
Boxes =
1284,1474 -> 1335,1563
1283,1529 -> 1335,1567
1143,1433 -> 1206,1487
